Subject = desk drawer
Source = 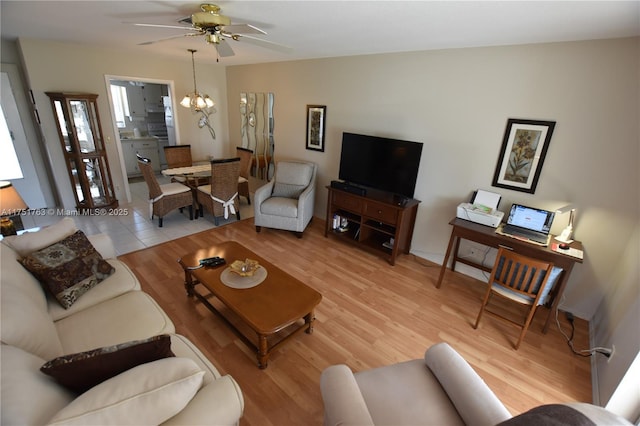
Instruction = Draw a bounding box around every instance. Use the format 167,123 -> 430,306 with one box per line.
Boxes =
333,192 -> 363,213
364,201 -> 397,224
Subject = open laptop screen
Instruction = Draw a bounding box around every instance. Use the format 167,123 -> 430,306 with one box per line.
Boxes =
506,204 -> 555,234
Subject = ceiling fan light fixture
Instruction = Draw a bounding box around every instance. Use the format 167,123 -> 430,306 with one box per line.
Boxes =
206,32 -> 222,44
192,4 -> 231,29
181,49 -> 214,112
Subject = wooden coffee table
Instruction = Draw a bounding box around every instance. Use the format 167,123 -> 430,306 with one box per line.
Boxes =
178,241 -> 322,368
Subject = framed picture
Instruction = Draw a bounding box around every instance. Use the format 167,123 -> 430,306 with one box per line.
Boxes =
306,105 -> 326,152
492,118 -> 556,194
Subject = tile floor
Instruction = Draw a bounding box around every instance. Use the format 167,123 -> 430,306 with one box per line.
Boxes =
19,175 -> 255,256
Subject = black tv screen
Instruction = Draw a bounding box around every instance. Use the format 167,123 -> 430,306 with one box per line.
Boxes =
339,132 -> 423,199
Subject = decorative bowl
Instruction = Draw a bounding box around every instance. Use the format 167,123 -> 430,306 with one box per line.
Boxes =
229,258 -> 260,277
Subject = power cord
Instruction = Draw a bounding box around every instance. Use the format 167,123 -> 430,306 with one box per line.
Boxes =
555,299 -> 614,358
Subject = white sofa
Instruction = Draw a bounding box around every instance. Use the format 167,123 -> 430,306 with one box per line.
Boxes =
1,218 -> 244,425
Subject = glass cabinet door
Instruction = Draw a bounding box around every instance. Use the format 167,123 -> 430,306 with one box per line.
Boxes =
47,92 -> 118,211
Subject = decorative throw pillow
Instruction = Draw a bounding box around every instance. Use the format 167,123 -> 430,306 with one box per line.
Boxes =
19,230 -> 115,309
497,404 -> 595,426
40,334 -> 175,394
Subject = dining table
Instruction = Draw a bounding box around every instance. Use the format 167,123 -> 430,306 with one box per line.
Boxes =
161,164 -> 211,188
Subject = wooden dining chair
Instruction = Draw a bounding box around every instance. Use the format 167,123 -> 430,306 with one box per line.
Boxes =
164,144 -> 208,187
137,154 -> 193,227
195,158 -> 241,226
236,146 -> 253,204
473,247 -> 555,349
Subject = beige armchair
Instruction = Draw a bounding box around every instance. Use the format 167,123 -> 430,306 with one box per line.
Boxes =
253,161 -> 317,238
321,342 -> 630,426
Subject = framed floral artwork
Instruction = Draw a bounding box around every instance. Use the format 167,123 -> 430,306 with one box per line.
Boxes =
492,118 -> 556,194
306,105 -> 326,152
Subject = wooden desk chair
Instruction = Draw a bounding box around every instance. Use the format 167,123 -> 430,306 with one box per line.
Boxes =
236,147 -> 253,204
137,154 -> 193,227
196,158 -> 241,226
473,247 -> 555,349
164,145 -> 209,187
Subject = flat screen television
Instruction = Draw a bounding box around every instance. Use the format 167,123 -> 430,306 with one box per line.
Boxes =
338,132 -> 423,199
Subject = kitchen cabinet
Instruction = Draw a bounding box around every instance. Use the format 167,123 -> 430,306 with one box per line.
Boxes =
46,92 -> 118,211
144,84 -> 164,112
127,85 -> 146,118
122,138 -> 161,176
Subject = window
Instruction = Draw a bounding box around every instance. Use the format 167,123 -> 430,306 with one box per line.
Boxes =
110,85 -> 129,128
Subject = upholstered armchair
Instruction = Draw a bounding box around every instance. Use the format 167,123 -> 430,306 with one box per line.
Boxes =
254,161 -> 317,237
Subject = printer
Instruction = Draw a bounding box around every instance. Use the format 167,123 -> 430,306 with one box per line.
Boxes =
456,189 -> 504,228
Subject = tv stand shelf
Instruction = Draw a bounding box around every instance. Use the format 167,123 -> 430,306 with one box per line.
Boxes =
325,186 -> 420,265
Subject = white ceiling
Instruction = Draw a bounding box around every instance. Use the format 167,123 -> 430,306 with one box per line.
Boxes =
2,1 -> 639,66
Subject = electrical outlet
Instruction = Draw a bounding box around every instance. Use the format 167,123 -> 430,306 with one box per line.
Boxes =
607,345 -> 616,363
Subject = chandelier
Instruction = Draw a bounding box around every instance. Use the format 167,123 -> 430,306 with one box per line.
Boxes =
180,49 -> 215,111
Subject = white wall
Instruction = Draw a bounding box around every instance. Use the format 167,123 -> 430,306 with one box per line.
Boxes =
15,39 -> 228,208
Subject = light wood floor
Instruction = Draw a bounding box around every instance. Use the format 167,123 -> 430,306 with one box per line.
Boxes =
119,218 -> 592,426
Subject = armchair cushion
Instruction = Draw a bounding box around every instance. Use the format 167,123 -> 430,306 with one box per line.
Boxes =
274,161 -> 314,186
271,162 -> 314,198
47,357 -> 205,426
260,197 -> 299,218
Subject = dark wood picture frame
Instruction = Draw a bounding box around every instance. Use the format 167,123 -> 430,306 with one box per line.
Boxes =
492,118 -> 556,194
306,105 -> 326,152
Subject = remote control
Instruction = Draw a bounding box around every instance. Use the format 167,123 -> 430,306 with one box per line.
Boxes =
199,257 -> 226,267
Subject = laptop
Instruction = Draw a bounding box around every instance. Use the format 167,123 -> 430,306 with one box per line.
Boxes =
498,204 -> 555,245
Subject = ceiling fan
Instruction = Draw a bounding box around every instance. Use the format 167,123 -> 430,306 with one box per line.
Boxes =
135,3 -> 291,58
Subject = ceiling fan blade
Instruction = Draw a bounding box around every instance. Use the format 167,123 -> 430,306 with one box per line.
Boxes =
221,23 -> 266,35
138,31 -> 204,46
215,40 -> 235,57
132,23 -> 194,31
232,34 -> 292,54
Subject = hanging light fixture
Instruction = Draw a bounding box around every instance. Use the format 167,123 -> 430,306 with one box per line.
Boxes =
181,49 -> 215,111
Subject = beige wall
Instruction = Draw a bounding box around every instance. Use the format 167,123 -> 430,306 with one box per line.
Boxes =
16,38 -> 229,208
225,37 -> 639,410
226,37 -> 639,319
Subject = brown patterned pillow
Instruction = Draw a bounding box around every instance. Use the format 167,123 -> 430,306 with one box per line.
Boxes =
40,334 -> 175,394
19,230 -> 115,308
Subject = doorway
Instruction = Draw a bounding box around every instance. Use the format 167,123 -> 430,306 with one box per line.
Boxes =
104,75 -> 178,203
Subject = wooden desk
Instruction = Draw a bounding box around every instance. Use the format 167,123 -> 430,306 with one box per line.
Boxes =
437,217 -> 583,332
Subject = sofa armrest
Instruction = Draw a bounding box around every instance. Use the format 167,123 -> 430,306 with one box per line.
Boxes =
161,375 -> 245,426
425,342 -> 511,425
320,364 -> 374,426
87,233 -> 117,259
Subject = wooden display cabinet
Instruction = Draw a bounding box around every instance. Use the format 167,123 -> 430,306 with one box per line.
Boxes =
325,186 -> 420,265
46,92 -> 118,211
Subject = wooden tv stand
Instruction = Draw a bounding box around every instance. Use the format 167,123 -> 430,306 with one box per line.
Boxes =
325,186 -> 420,265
